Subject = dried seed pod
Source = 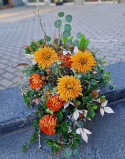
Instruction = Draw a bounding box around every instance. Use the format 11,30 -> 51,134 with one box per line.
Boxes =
68,44 -> 74,50
58,50 -> 63,55
60,60 -> 65,65
46,76 -> 49,81
46,90 -> 50,95
41,74 -> 46,81
47,68 -> 52,75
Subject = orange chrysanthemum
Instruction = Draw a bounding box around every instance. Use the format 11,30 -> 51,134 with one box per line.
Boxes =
29,73 -> 44,90
58,53 -> 72,68
71,50 -> 96,73
39,114 -> 57,135
34,47 -> 58,70
46,95 -> 64,112
56,76 -> 83,102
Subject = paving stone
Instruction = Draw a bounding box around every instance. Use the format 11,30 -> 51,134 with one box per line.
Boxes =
0,63 -> 7,69
92,114 -> 125,159
1,72 -> 15,80
0,79 -> 13,88
0,69 -> 5,75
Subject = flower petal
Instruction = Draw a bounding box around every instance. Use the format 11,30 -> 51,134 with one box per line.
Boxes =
69,101 -> 74,105
73,111 -> 79,120
101,100 -> 108,107
32,60 -> 37,65
76,128 -> 82,134
84,128 -> 92,135
100,108 -> 104,116
81,132 -> 88,143
63,50 -> 71,55
104,107 -> 114,114
64,101 -> 70,109
25,54 -> 34,60
73,46 -> 78,54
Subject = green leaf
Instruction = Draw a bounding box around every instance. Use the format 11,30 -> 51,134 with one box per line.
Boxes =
64,24 -> 71,31
54,20 -> 62,28
27,90 -> 34,97
88,93 -> 93,101
51,146 -> 56,153
58,12 -> 64,17
63,30 -> 71,38
77,32 -> 82,38
55,39 -> 62,45
65,39 -> 72,47
62,127 -> 67,132
93,105 -> 97,109
33,120 -> 39,128
30,136 -> 34,142
72,40 -> 79,46
44,138 -> 53,143
72,140 -> 78,147
22,143 -> 27,148
84,39 -> 89,48
73,149 -> 80,157
46,36 -> 51,41
64,148 -> 72,158
65,15 -> 72,23
90,79 -> 98,85
82,97 -> 88,104
78,34 -> 85,50
53,143 -> 61,149
47,142 -> 53,145
91,109 -> 95,118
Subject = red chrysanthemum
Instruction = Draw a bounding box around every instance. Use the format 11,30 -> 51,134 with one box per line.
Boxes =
58,53 -> 72,68
39,114 -> 57,135
29,73 -> 44,90
46,95 -> 64,112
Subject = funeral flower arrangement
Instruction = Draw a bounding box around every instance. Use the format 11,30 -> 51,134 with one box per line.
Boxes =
17,12 -> 114,158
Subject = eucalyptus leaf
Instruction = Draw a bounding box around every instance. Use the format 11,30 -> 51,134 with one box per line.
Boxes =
64,148 -> 72,158
77,32 -> 82,38
65,39 -> 72,47
72,40 -> 79,46
64,24 -> 71,31
65,15 -> 72,23
63,30 -> 71,38
58,12 -> 64,17
54,20 -> 62,28
73,149 -> 80,157
46,36 -> 51,41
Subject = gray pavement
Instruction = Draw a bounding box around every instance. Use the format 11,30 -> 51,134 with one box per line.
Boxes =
0,4 -> 125,90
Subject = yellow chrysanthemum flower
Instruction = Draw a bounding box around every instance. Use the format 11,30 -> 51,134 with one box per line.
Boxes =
56,76 -> 83,102
34,47 -> 58,70
71,50 -> 96,73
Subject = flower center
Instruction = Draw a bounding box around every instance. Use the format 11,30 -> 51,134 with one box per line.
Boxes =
43,51 -> 51,60
66,82 -> 74,89
80,58 -> 87,65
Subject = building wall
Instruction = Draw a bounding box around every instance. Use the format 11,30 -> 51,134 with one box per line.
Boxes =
12,0 -> 24,6
120,0 -> 125,2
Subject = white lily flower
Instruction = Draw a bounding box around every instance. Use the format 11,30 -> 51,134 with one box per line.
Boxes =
73,109 -> 83,120
25,54 -> 37,65
63,49 -> 71,55
76,128 -> 92,143
100,100 -> 114,116
64,101 -> 74,109
73,46 -> 78,54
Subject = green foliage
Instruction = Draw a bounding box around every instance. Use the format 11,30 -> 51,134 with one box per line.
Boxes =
45,36 -> 51,42
64,148 -> 72,158
73,149 -> 80,157
64,24 -> 71,31
54,19 -> 62,28
65,15 -> 72,23
72,40 -> 79,46
77,32 -> 82,38
58,12 -> 64,17
63,30 -> 71,38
